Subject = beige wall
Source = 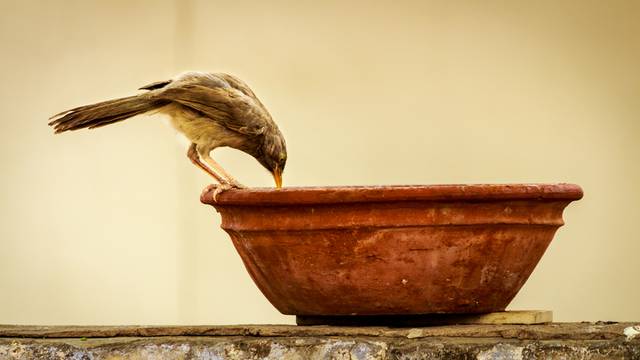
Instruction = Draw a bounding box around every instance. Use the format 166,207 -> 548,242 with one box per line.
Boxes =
0,0 -> 638,324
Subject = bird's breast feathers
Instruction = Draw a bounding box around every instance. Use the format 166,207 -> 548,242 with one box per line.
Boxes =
160,103 -> 249,151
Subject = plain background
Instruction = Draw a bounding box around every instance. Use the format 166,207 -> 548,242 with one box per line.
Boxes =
0,0 -> 638,325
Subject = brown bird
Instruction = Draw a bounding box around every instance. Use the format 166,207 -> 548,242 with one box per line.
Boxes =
49,71 -> 287,197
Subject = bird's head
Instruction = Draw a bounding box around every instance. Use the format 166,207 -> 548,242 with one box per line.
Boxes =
256,130 -> 287,188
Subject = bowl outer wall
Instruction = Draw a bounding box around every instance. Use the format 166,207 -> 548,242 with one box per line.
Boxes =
201,184 -> 582,315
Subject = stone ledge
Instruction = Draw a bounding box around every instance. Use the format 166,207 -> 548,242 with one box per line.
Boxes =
0,323 -> 635,340
1,323 -> 639,359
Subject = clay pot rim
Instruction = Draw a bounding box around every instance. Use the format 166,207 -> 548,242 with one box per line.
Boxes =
202,183 -> 583,206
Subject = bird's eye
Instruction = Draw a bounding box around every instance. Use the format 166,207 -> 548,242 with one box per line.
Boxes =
279,153 -> 286,162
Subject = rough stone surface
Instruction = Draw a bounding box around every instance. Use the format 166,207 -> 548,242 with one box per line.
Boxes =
1,323 -> 639,359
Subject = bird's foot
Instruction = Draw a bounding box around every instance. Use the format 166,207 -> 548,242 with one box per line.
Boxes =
228,180 -> 246,189
210,181 -> 245,202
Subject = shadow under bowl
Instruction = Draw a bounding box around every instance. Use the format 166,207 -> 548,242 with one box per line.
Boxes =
201,183 -> 582,316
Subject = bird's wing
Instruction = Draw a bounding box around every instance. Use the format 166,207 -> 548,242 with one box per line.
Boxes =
153,82 -> 268,136
139,79 -> 173,91
216,73 -> 259,99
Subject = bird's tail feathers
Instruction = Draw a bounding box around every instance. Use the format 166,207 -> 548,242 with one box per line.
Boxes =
48,95 -> 164,133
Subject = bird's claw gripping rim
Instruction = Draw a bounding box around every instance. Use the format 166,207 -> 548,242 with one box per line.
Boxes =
205,182 -> 246,202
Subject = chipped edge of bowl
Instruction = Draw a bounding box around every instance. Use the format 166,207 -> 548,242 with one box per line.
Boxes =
201,183 -> 583,206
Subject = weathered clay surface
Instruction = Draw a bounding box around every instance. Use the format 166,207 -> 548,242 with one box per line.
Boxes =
201,184 -> 583,315
1,323 -> 638,359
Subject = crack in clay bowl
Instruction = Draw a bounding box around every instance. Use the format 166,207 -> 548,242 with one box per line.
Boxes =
201,184 -> 583,316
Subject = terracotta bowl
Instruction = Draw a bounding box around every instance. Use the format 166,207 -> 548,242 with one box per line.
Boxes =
201,184 -> 582,316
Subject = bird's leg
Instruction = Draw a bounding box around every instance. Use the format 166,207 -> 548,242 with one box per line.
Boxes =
202,152 -> 246,201
188,144 -> 245,201
199,151 -> 246,189
187,143 -> 226,184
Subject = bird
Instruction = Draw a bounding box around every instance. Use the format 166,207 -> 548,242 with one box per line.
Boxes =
48,71 -> 287,198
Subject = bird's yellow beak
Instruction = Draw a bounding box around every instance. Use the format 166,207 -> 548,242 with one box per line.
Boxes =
273,166 -> 283,189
